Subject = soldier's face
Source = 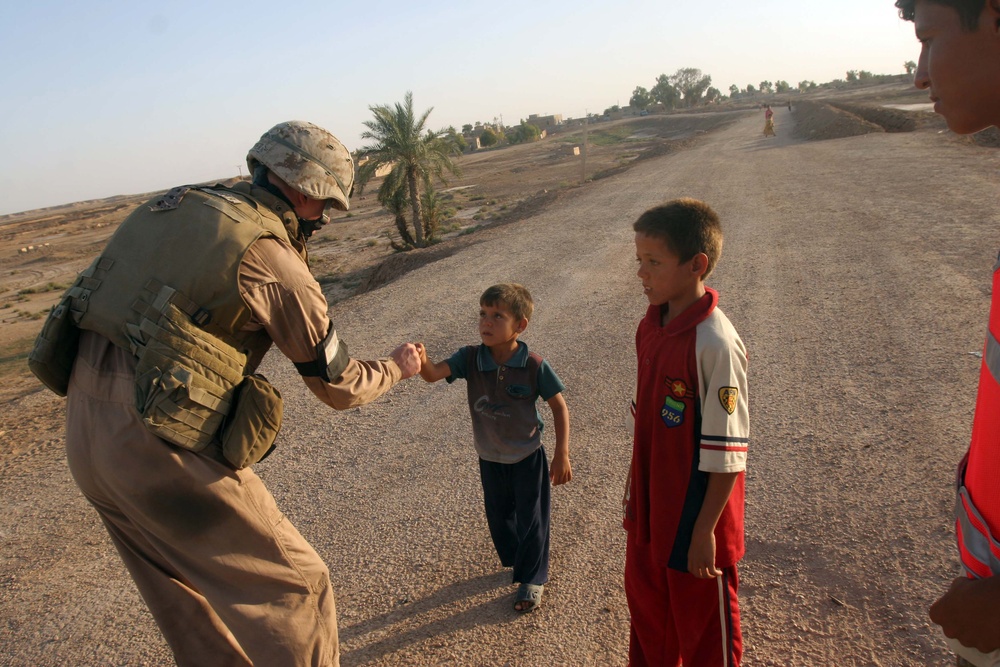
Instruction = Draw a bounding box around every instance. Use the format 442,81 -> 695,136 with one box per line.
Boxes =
294,196 -> 327,222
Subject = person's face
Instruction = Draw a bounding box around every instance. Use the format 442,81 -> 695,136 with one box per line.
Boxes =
912,0 -> 1000,133
293,196 -> 329,222
479,302 -> 524,347
635,232 -> 701,307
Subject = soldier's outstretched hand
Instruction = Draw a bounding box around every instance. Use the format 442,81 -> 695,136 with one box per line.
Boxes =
390,343 -> 421,379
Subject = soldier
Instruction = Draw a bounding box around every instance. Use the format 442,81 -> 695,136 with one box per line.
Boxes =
29,120 -> 421,667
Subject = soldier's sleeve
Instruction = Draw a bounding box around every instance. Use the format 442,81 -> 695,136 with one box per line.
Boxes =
239,237 -> 401,410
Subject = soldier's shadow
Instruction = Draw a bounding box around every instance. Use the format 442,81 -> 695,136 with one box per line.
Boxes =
340,570 -> 516,663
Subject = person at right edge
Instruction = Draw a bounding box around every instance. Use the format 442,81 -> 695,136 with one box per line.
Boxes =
896,2 -> 1000,665
27,120 -> 421,667
623,198 -> 749,666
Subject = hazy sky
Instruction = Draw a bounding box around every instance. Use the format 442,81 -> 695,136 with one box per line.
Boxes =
0,0 -> 920,215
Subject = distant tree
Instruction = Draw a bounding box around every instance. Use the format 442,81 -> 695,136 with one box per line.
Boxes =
759,80 -> 773,94
798,80 -> 817,91
445,126 -> 468,152
420,187 -> 452,241
705,87 -> 721,103
846,70 -> 859,83
479,127 -> 501,147
728,84 -> 740,98
858,70 -> 875,82
630,86 -> 652,109
651,74 -> 681,109
746,83 -> 756,94
904,60 -> 916,75
775,80 -> 791,93
461,123 -> 473,134
669,68 -> 712,107
357,91 -> 461,249
508,120 -> 542,144
382,176 -> 415,249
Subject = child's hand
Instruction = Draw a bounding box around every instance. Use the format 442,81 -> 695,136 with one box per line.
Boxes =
687,529 -> 722,579
414,343 -> 429,368
550,453 -> 572,486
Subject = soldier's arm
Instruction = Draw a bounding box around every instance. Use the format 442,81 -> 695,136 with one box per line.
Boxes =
239,237 -> 416,409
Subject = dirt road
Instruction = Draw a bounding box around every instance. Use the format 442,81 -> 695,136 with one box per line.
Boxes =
4,107 -> 1000,666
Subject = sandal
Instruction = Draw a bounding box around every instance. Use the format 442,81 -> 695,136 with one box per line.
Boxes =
514,583 -> 543,613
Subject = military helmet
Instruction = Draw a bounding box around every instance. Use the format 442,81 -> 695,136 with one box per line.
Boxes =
247,120 -> 354,212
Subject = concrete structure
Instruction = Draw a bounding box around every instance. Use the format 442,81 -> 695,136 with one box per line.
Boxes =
526,113 -> 563,129
355,156 -> 394,179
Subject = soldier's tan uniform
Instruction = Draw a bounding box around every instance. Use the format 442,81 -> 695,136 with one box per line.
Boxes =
35,121 -> 404,667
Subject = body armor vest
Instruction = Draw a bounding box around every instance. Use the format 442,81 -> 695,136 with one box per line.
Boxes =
31,182 -> 299,464
71,182 -> 297,364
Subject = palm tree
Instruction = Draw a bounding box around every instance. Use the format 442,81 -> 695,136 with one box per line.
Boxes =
358,92 -> 461,248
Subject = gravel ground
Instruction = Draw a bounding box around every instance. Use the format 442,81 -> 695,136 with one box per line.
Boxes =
4,106 -> 1000,666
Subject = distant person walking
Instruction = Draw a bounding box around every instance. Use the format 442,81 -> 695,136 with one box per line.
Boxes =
763,105 -> 776,137
896,1 -> 1000,665
29,120 -> 421,667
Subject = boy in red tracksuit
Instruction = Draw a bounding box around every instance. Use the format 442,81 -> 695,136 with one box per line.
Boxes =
624,198 -> 749,666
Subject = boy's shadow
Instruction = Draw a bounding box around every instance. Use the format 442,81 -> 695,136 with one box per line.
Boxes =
340,570 -> 519,663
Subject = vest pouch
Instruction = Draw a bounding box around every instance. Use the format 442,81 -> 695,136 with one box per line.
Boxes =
28,295 -> 81,397
133,303 -> 245,453
219,373 -> 283,469
134,360 -> 231,453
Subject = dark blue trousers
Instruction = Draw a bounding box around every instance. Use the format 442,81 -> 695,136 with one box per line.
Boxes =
478,447 -> 550,586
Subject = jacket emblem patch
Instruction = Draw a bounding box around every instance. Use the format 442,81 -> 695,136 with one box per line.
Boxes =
719,387 -> 738,415
665,377 -> 693,399
661,396 -> 685,427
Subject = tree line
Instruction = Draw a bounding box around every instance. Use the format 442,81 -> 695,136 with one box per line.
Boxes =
628,63 -> 918,110
357,61 -> 919,250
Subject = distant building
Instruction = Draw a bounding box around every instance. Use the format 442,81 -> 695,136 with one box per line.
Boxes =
526,113 -> 563,129
355,156 -> 393,179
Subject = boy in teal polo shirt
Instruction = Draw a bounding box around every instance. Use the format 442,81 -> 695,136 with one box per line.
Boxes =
418,283 -> 571,612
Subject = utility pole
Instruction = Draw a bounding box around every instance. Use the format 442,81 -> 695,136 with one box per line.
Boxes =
581,110 -> 588,183
237,165 -> 244,181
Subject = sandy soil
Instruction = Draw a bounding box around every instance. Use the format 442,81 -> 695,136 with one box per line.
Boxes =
3,84 -> 1000,666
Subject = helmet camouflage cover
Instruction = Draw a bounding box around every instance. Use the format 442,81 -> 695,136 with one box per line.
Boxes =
246,120 -> 354,211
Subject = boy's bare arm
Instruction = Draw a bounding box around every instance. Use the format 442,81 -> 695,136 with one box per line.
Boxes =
547,392 -> 572,486
931,575 -> 1000,653
688,471 -> 739,578
416,343 -> 452,382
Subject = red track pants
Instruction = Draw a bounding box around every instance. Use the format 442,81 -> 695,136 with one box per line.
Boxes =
625,531 -> 741,667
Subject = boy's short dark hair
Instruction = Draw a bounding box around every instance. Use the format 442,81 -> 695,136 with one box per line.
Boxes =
481,283 -> 534,321
895,0 -> 986,29
633,198 -> 723,279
